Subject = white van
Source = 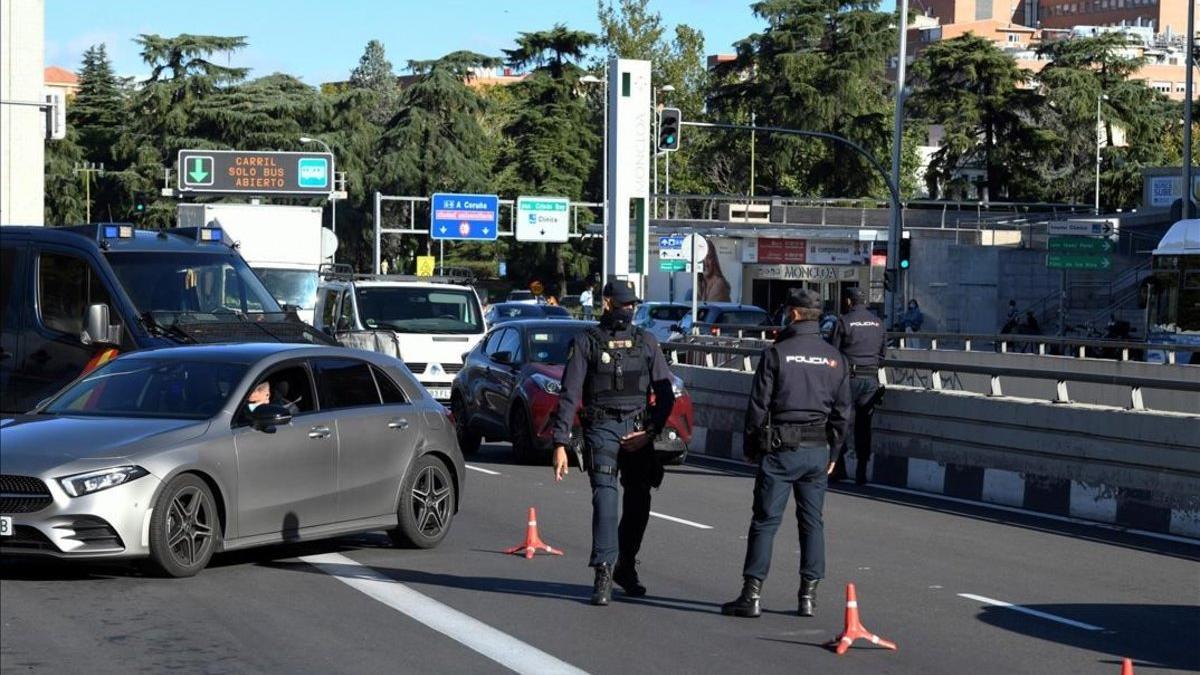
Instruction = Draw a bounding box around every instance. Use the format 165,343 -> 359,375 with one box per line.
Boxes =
313,270 -> 486,401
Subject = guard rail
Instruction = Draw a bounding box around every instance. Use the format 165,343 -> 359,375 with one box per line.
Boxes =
662,341 -> 1199,414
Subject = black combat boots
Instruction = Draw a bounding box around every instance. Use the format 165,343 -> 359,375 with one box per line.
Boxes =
613,557 -> 647,597
591,563 -> 613,606
798,578 -> 820,617
721,577 -> 763,618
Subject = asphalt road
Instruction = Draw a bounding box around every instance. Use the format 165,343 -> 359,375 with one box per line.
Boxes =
3,443 -> 1198,674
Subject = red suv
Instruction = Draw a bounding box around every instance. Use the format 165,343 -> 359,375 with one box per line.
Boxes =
450,320 -> 694,464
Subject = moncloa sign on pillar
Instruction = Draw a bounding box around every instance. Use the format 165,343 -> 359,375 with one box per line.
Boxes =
605,58 -> 651,294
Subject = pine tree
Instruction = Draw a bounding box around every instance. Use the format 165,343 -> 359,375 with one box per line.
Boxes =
71,44 -> 127,166
349,39 -> 400,124
501,26 -> 600,292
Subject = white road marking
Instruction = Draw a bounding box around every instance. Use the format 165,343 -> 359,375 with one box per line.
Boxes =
687,455 -> 1200,546
302,552 -> 588,675
957,593 -> 1105,631
465,464 -> 501,476
650,511 -> 713,529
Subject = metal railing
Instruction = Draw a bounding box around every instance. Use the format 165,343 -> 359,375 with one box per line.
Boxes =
890,331 -> 1200,364
660,341 -> 1199,413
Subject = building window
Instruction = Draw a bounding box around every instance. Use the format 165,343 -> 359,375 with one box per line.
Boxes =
1007,33 -> 1021,42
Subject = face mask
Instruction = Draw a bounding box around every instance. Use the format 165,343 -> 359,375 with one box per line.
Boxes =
247,402 -> 261,412
611,306 -> 634,326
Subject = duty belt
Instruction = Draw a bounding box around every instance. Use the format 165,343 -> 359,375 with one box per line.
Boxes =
850,364 -> 880,376
583,406 -> 644,423
770,423 -> 827,449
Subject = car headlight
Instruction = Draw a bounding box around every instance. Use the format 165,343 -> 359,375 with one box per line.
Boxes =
671,375 -> 687,398
58,466 -> 149,498
530,372 -> 563,395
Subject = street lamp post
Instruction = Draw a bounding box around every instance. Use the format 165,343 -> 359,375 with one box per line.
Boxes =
299,136 -> 338,260
1094,93 -> 1108,215
580,73 -> 608,284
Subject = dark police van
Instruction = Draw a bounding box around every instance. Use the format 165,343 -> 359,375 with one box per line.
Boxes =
0,224 -> 333,413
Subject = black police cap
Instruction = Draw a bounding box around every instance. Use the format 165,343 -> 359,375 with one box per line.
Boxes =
602,279 -> 641,304
784,288 -> 822,310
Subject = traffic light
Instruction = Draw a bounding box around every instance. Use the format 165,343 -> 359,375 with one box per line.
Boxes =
899,237 -> 912,270
658,107 -> 681,151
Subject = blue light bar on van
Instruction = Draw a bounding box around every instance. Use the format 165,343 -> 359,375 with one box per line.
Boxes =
99,224 -> 134,240
198,227 -> 223,242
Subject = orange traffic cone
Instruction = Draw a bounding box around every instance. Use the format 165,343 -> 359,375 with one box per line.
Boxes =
1121,658 -> 1134,675
504,507 -> 563,559
828,583 -> 898,655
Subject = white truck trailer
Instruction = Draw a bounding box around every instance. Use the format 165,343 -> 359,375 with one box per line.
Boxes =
177,203 -> 336,325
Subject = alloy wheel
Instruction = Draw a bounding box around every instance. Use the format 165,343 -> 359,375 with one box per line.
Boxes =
410,465 -> 452,538
165,485 -> 214,568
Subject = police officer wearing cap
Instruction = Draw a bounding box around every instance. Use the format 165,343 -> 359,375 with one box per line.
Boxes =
828,287 -> 887,484
551,279 -> 676,606
722,288 -> 850,619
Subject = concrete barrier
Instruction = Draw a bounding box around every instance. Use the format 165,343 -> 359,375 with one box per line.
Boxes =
674,364 -> 1200,539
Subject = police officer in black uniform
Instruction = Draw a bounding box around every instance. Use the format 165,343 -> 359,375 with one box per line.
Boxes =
722,289 -> 851,619
551,280 -> 676,606
828,287 -> 887,484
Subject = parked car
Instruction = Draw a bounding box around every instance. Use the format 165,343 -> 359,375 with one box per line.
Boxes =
451,320 -> 693,464
0,224 -> 330,414
669,303 -> 772,339
0,343 -> 464,577
506,290 -> 541,305
484,302 -> 571,325
312,269 -> 486,403
634,302 -> 692,342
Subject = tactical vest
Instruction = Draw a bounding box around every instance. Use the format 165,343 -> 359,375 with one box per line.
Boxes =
584,325 -> 649,412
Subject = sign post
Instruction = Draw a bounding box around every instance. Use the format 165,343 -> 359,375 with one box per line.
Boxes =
515,196 -> 570,242
430,193 -> 500,241
1045,220 -> 1118,333
177,150 -> 333,195
683,234 -> 709,334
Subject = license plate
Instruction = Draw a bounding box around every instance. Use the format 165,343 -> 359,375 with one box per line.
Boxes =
427,387 -> 452,401
0,516 -> 12,537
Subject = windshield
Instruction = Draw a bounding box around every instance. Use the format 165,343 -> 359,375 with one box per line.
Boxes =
1147,259 -> 1200,338
527,326 -> 585,365
356,286 -> 483,334
106,251 -> 281,321
255,268 -> 319,310
494,304 -> 545,320
43,359 -> 248,420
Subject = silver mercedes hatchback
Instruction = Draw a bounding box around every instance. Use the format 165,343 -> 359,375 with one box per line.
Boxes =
0,343 -> 464,577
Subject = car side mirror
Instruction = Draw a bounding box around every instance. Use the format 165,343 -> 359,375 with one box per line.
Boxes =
80,303 -> 120,347
491,351 -> 513,365
250,404 -> 292,432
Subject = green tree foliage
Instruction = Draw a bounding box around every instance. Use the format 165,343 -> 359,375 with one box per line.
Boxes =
501,26 -> 600,292
70,44 -> 128,166
714,0 -> 898,199
349,39 -> 401,124
194,73 -> 328,150
1036,33 -> 1171,209
374,52 -> 498,272
116,34 -> 250,227
44,128 -> 87,225
907,34 -> 1048,200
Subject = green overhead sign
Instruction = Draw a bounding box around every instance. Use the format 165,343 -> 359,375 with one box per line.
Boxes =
659,259 -> 688,272
1048,236 -> 1115,254
1046,253 -> 1113,270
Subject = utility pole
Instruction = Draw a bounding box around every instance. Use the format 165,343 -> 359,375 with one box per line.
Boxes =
73,161 -> 104,224
887,0 -> 911,327
1185,0 -> 1195,219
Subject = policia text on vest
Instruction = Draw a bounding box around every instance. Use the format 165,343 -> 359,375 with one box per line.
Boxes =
550,281 -> 676,607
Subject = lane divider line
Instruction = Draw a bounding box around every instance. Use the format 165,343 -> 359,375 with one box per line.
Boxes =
465,464 -> 502,476
650,511 -> 713,530
301,552 -> 588,675
957,593 -> 1105,631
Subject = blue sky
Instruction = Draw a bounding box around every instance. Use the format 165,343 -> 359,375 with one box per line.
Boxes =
45,0 -> 786,84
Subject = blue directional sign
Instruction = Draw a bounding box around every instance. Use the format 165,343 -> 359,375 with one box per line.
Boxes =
430,193 -> 500,240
